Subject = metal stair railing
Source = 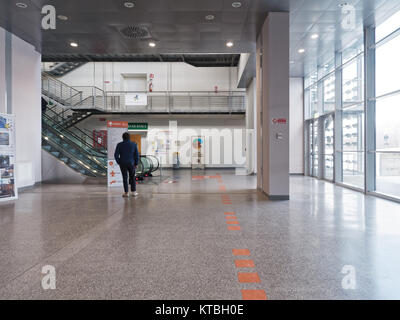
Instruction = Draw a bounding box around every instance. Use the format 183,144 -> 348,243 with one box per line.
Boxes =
42,72 -> 83,106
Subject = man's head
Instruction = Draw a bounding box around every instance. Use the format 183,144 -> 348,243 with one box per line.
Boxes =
122,132 -> 130,141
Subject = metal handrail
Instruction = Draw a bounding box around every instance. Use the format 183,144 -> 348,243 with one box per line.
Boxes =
42,122 -> 107,173
43,112 -> 107,157
42,133 -> 105,177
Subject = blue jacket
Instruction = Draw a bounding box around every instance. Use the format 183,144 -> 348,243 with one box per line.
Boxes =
114,140 -> 139,166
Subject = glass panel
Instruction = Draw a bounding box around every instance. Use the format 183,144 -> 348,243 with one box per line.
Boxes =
304,88 -> 311,119
376,152 -> 400,198
342,151 -> 365,188
312,120 -> 319,177
342,104 -> 364,152
324,115 -> 334,181
324,155 -> 334,181
310,70 -> 318,86
342,104 -> 364,188
375,93 -> 400,199
376,93 -> 400,152
376,9 -> 400,42
376,34 -> 400,97
310,84 -> 318,118
321,59 -> 335,78
342,56 -> 364,107
308,122 -> 313,175
323,73 -> 335,113
342,41 -> 364,64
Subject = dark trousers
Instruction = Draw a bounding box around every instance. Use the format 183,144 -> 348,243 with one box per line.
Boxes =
119,163 -> 136,193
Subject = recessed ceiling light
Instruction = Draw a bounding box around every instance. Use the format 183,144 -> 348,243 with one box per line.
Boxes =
290,60 -> 295,64
149,42 -> 156,47
57,15 -> 68,21
124,2 -> 134,8
70,42 -> 78,47
311,33 -> 319,39
205,14 -> 215,21
226,41 -> 234,47
298,48 -> 305,53
16,2 -> 27,8
339,2 -> 348,7
232,2 -> 242,8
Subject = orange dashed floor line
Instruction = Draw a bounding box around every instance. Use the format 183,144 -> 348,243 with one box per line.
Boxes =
235,260 -> 255,268
217,176 -> 268,300
238,272 -> 260,283
226,220 -> 239,225
227,226 -> 241,231
242,290 -> 267,300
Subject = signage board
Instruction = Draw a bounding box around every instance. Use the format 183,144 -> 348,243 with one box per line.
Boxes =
128,123 -> 148,131
0,113 -> 17,202
126,93 -> 148,106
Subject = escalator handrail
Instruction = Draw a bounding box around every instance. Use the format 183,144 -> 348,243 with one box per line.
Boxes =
42,122 -> 107,172
43,113 -> 107,158
42,134 -> 105,177
44,107 -> 107,155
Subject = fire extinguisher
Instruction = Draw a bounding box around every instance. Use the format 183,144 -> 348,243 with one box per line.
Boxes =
149,79 -> 153,92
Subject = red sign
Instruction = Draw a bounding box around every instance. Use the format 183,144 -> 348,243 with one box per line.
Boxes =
272,118 -> 287,124
93,130 -> 107,149
107,121 -> 128,128
150,73 -> 154,79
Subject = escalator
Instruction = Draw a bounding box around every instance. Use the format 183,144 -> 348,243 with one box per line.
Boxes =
136,155 -> 160,180
42,117 -> 107,178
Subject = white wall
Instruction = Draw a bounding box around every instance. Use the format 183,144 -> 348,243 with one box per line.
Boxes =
0,27 -> 42,188
59,62 -> 241,93
0,28 -> 42,190
245,77 -> 256,174
0,28 -> 5,114
237,53 -> 251,86
289,78 -> 304,174
11,34 -> 42,187
78,115 -> 246,168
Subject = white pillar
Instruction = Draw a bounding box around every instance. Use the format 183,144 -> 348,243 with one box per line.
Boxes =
256,12 -> 290,200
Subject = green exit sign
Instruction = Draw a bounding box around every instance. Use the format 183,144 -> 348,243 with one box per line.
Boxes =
128,123 -> 148,131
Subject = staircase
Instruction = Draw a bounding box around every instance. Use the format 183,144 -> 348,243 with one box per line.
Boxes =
45,62 -> 87,77
41,73 -> 107,178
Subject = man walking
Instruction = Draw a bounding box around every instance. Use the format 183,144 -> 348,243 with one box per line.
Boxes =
114,132 -> 140,197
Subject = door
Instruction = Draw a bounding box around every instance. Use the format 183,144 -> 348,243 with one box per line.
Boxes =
129,134 -> 142,154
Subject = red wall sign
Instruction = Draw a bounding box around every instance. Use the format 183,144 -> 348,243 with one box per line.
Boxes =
272,118 -> 287,124
107,121 -> 128,128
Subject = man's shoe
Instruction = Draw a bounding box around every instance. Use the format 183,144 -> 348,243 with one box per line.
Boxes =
131,192 -> 139,197
122,193 -> 129,198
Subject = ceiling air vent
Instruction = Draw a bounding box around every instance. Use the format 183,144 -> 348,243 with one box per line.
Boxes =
119,25 -> 152,39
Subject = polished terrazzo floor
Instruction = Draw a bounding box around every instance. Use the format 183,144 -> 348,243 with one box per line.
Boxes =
1,169 -> 400,299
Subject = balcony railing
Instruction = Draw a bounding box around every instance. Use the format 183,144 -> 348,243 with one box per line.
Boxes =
71,91 -> 246,113
41,73 -> 246,113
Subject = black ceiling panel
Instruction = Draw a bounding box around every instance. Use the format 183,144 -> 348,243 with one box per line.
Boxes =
2,0 -> 400,76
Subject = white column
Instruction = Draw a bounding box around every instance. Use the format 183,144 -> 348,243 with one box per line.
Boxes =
256,12 -> 290,200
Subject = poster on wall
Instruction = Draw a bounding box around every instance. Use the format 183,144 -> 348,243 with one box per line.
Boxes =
191,136 -> 205,169
0,113 -> 17,201
107,121 -> 128,188
126,93 -> 148,106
